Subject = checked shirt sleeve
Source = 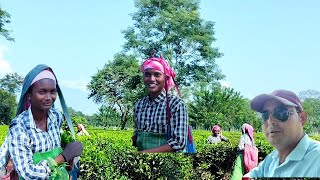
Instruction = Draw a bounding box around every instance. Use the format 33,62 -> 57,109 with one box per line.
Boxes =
0,136 -> 10,167
8,123 -> 49,180
167,97 -> 188,151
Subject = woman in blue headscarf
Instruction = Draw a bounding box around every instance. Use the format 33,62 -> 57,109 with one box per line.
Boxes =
0,64 -> 83,180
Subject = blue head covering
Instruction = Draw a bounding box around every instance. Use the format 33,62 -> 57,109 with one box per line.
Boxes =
17,64 -> 75,139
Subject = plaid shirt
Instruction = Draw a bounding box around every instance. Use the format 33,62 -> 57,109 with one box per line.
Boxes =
133,91 -> 188,151
8,107 -> 63,179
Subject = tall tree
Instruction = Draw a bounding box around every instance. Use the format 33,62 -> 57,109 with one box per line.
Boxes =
122,0 -> 225,88
0,73 -> 23,94
67,107 -> 89,126
299,89 -> 320,133
90,105 -> 120,128
0,89 -> 16,124
0,73 -> 22,124
87,53 -> 146,129
188,86 -> 260,130
0,6 -> 14,41
299,89 -> 320,101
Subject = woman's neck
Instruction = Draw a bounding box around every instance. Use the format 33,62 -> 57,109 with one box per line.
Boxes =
31,107 -> 48,131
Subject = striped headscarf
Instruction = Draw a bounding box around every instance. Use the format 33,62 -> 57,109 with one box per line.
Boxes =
141,55 -> 176,91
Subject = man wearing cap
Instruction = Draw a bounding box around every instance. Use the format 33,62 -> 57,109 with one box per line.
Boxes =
245,89 -> 320,178
131,55 -> 188,153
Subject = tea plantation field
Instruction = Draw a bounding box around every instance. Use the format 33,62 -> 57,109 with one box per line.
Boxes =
1,125 -> 319,179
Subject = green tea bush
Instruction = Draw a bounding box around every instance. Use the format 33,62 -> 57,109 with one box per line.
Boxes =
0,125 -> 8,142
0,126 -> 318,180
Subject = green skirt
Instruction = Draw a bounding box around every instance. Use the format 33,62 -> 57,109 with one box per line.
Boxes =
230,154 -> 245,180
137,131 -> 167,151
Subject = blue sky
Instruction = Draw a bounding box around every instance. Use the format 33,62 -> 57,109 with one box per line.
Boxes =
0,1 -> 319,115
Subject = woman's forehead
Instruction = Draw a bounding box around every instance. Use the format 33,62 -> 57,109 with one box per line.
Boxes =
144,68 -> 163,73
32,78 -> 56,88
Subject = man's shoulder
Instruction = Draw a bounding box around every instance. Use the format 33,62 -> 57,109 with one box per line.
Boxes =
260,150 -> 277,165
306,137 -> 320,154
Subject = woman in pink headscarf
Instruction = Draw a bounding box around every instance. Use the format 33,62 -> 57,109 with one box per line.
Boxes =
238,123 -> 254,150
131,54 -> 188,153
207,125 -> 229,144
231,123 -> 257,180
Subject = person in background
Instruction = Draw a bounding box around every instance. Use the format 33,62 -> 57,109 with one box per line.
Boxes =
77,124 -> 90,136
131,54 -> 188,153
207,125 -> 229,144
238,123 -> 255,150
231,123 -> 257,180
69,124 -> 90,180
244,89 -> 320,178
0,64 -> 83,179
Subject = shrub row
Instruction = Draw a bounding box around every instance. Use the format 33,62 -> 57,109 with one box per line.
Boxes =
3,126 -> 317,179
76,130 -> 272,179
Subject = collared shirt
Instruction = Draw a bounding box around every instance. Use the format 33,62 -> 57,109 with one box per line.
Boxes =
133,90 -> 188,151
8,107 -> 63,179
248,134 -> 320,177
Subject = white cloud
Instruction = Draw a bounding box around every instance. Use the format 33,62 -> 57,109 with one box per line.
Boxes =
219,80 -> 231,88
59,79 -> 89,92
0,45 -> 12,77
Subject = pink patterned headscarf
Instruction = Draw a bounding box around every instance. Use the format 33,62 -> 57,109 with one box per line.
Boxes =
242,123 -> 254,141
141,56 -> 176,91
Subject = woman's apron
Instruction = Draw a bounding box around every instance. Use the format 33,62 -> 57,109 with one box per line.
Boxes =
137,132 -> 167,151
33,147 -> 69,180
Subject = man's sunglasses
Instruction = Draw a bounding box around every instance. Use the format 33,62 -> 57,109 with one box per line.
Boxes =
261,107 -> 298,122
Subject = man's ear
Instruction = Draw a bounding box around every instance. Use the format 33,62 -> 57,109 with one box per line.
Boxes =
300,111 -> 307,126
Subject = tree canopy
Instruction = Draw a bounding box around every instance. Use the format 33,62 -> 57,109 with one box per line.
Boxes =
0,73 -> 23,94
299,89 -> 320,133
0,89 -> 16,124
188,86 -> 260,130
0,6 -> 14,41
0,73 -> 22,124
86,0 -> 267,131
87,53 -> 145,129
122,0 -> 225,87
